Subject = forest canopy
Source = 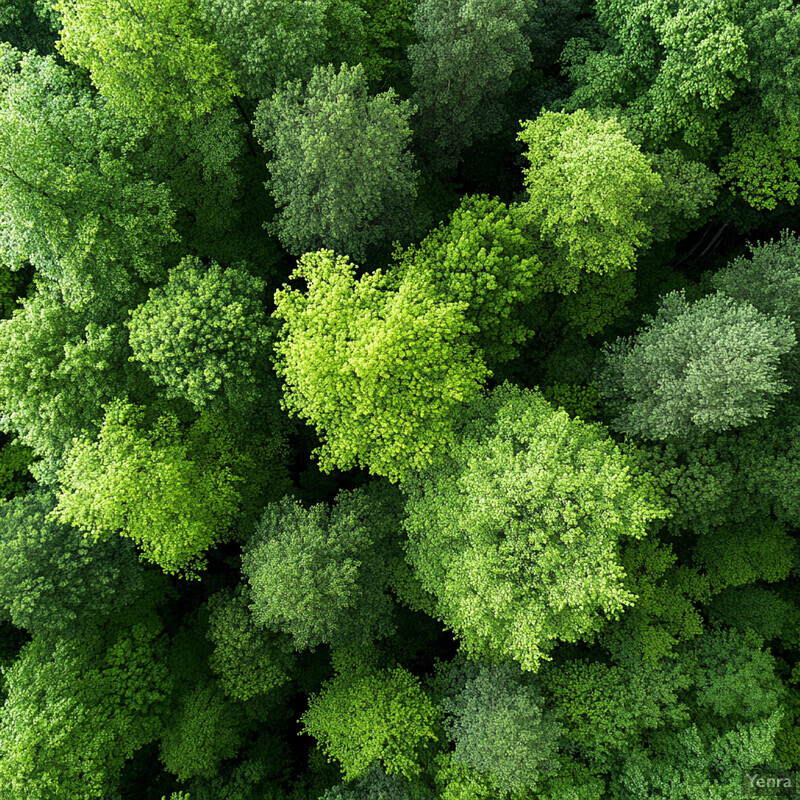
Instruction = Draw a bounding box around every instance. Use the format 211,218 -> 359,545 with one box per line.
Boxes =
0,1 -> 798,799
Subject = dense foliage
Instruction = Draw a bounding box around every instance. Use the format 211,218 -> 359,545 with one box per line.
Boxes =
0,1 -> 798,798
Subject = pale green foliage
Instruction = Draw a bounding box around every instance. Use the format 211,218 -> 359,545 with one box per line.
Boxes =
404,384 -> 669,671
518,111 -> 661,281
55,402 -> 247,575
0,612 -> 171,800
601,291 -> 796,440
713,232 -> 800,326
206,588 -> 294,702
56,0 -> 238,126
410,0 -> 535,170
394,195 -> 545,364
197,0 -> 365,99
272,251 -> 489,481
302,664 -> 440,780
243,487 -> 401,651
160,681 -> 246,781
0,48 -> 177,307
128,257 -> 271,411
255,63 -> 417,261
0,489 -> 143,635
442,662 -> 561,794
0,293 -> 130,478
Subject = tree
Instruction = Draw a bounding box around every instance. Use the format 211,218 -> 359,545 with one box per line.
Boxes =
562,0 -> 800,205
393,195 -> 546,365
409,0 -> 536,171
713,232 -> 800,327
197,0 -> 366,100
0,292 -> 132,481
518,110 -> 662,284
0,489 -> 144,635
54,402 -> 249,575
160,680 -> 247,782
0,0 -> 59,54
127,257 -> 272,412
56,0 -> 238,127
600,291 -> 796,440
0,608 -> 171,800
0,47 -> 178,308
403,384 -> 668,671
242,486 -> 401,651
272,250 -> 489,481
255,63 -> 417,261
206,588 -> 295,703
321,768 -> 413,800
441,661 -> 561,794
302,663 -> 440,781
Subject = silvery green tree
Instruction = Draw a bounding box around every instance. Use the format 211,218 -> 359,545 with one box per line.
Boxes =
254,63 -> 417,261
600,291 -> 796,441
441,661 -> 561,795
409,0 -> 536,171
713,232 -> 800,327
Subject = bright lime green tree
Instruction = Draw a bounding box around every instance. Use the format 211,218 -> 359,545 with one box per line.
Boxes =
518,110 -> 661,284
302,662 -> 440,781
55,402 -> 248,575
272,250 -> 489,481
56,0 -> 238,126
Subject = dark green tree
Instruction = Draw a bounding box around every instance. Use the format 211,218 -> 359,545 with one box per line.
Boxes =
0,489 -> 144,635
0,606 -> 171,800
255,63 -> 417,261
409,0 -> 535,170
442,661 -> 561,795
242,486 -> 402,651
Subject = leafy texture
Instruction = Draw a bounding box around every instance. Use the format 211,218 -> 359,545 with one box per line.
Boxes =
255,63 -> 417,261
128,257 -> 271,412
56,0 -> 238,126
243,486 -> 401,650
404,384 -> 668,670
272,250 -> 489,480
601,291 -> 796,440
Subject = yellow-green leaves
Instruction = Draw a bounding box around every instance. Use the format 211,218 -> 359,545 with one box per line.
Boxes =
519,111 -> 661,283
56,0 -> 238,127
272,251 -> 489,481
